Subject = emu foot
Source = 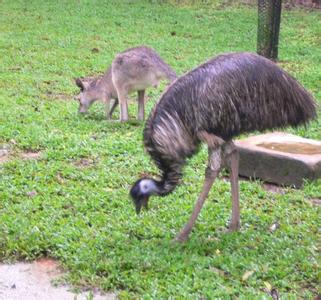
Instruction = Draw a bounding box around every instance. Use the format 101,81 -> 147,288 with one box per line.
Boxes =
173,236 -> 188,243
173,231 -> 190,243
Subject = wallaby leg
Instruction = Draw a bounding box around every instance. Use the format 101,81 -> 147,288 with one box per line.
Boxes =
175,146 -> 223,242
224,142 -> 240,231
137,90 -> 145,121
117,91 -> 129,122
108,98 -> 119,119
103,96 -> 112,120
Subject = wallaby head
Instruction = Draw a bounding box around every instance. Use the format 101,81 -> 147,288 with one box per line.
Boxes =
75,78 -> 101,114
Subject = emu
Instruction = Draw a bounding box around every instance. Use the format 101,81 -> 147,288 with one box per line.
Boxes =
130,52 -> 317,242
75,46 -> 177,121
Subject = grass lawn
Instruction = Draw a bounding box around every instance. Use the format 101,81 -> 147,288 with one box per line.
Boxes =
0,0 -> 320,298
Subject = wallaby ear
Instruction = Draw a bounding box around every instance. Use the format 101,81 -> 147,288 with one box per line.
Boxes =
75,78 -> 86,91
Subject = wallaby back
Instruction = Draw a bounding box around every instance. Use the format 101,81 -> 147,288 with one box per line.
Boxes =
111,46 -> 177,92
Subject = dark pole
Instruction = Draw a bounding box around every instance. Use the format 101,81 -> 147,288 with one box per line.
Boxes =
257,0 -> 282,61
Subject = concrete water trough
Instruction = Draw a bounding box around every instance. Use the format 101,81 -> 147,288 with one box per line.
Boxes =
235,132 -> 321,187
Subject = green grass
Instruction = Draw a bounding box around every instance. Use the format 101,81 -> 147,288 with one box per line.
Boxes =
0,0 -> 320,298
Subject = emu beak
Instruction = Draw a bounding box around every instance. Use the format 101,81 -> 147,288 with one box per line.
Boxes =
135,196 -> 149,214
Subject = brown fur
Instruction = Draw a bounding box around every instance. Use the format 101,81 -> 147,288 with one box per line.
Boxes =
75,46 -> 176,121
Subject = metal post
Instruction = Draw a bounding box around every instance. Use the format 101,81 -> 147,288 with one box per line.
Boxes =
257,0 -> 282,61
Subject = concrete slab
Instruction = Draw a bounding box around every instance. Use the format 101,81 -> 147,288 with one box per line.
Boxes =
0,259 -> 115,300
235,132 -> 321,187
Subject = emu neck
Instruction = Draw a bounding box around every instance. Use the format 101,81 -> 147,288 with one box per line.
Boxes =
154,165 -> 183,196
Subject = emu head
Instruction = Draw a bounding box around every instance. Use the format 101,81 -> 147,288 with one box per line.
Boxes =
130,178 -> 159,214
74,78 -> 98,114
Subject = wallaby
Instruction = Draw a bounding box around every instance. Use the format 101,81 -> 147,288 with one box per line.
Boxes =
75,46 -> 177,121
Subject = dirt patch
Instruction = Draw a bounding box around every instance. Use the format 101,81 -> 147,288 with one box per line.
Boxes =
0,258 -> 115,300
21,151 -> 42,160
0,150 -> 10,164
73,157 -> 98,168
0,147 -> 11,164
310,198 -> 321,206
0,155 -> 10,164
26,190 -> 38,198
0,149 -> 42,165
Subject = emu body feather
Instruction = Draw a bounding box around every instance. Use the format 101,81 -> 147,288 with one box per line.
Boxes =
144,52 -> 316,193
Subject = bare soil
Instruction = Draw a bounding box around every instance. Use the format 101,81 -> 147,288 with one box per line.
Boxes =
21,151 -> 42,160
73,157 -> 98,168
311,198 -> 321,206
0,149 -> 42,164
0,259 -> 115,300
0,150 -> 10,164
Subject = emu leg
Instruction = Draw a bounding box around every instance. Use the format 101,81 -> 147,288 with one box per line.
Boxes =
137,90 -> 145,121
225,143 -> 240,231
175,169 -> 218,242
175,147 -> 222,242
108,98 -> 119,119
